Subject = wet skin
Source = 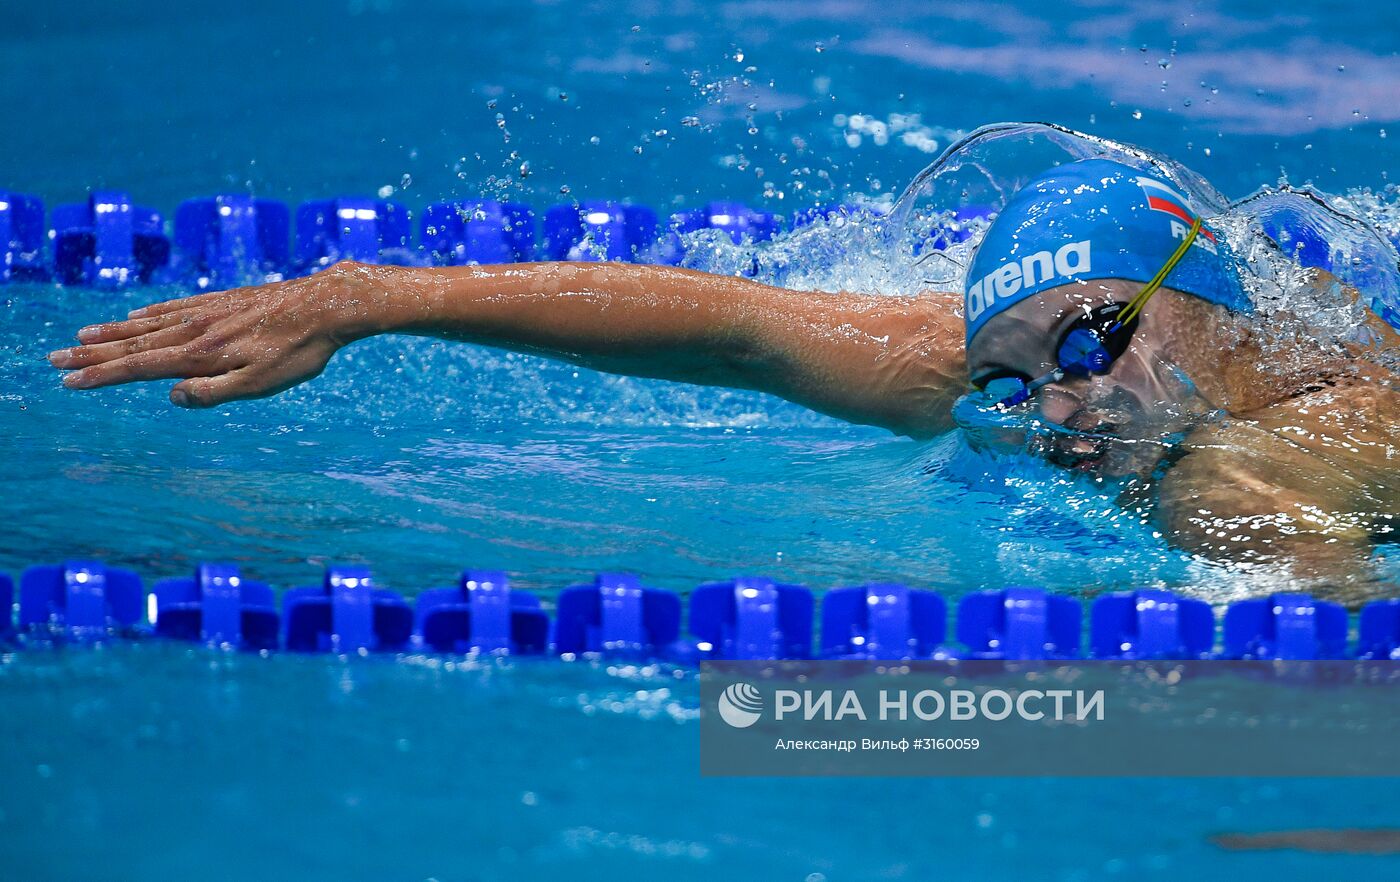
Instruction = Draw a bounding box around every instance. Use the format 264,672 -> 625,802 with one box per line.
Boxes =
48,261 -> 1397,592
968,278 -> 1399,594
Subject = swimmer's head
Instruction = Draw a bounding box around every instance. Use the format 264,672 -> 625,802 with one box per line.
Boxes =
960,159 -> 1251,475
963,158 -> 1248,347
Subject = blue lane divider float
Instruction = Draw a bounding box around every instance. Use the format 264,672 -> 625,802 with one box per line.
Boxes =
555,572 -> 683,659
791,203 -> 860,229
1257,204 -> 1333,271
821,583 -> 948,660
928,204 -> 996,251
543,201 -> 659,262
957,587 -> 1082,660
51,192 -> 170,287
415,570 -> 549,654
152,563 -> 279,650
689,576 -> 814,660
657,201 -> 780,264
1358,599 -> 1400,660
283,565 -> 413,653
421,200 -> 535,265
1221,593 -> 1350,660
670,201 -> 780,244
1,191 -> 48,282
1090,589 -> 1215,660
4,560 -> 1400,661
18,560 -> 144,640
295,198 -> 413,271
173,196 -> 291,289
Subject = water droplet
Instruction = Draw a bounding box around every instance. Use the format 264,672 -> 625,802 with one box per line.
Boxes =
681,116 -> 700,127
589,135 -> 601,144
1337,64 -> 1346,72
734,50 -> 745,63
1158,58 -> 1171,69
400,173 -> 412,188
634,145 -> 643,154
815,42 -> 825,53
518,161 -> 530,177
1132,110 -> 1143,120
559,184 -> 571,195
559,92 -> 568,102
1183,98 -> 1192,107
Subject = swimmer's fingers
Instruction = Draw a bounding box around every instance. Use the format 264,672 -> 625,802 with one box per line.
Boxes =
53,321 -> 206,368
73,312 -> 189,345
60,345 -> 244,390
170,349 -> 329,408
169,368 -> 265,408
75,293 -> 244,344
126,289 -> 239,320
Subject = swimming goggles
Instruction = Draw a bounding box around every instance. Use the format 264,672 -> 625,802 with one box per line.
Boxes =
972,215 -> 1204,410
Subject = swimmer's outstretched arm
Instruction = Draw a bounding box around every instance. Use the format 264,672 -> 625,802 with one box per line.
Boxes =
49,261 -> 967,437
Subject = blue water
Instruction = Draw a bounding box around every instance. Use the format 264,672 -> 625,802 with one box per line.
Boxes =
4,0 -> 1400,877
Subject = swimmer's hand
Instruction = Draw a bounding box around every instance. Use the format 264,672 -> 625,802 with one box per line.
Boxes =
48,265 -> 382,407
49,261 -> 969,434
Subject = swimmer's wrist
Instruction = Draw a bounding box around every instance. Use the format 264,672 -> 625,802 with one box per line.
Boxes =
321,261 -> 439,343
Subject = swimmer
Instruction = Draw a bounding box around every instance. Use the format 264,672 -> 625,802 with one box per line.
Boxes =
47,159 -> 1398,592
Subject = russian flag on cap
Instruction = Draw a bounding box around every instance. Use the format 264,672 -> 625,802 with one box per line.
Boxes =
1136,177 -> 1216,242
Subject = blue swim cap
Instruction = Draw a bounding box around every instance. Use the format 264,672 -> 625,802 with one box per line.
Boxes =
964,158 -> 1250,345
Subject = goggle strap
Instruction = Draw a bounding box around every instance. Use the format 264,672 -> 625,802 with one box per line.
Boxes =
1117,215 -> 1202,328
